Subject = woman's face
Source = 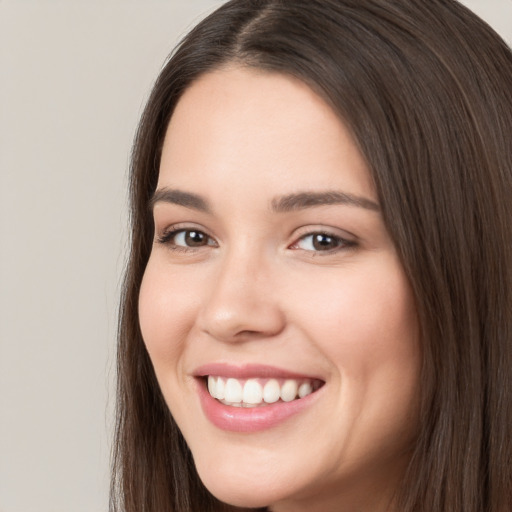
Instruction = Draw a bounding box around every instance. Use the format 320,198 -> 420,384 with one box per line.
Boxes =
139,67 -> 421,512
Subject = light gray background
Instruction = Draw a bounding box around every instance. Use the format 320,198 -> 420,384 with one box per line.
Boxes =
0,1 -> 510,511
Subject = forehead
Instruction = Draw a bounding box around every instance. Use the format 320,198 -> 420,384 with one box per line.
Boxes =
158,66 -> 376,202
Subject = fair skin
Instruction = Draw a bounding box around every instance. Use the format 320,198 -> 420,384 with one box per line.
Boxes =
139,67 -> 421,512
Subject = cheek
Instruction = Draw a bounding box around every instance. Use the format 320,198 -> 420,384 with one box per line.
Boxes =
138,258 -> 199,364
297,261 -> 421,456
288,257 -> 420,378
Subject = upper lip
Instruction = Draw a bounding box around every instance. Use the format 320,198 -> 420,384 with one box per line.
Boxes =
192,363 -> 325,381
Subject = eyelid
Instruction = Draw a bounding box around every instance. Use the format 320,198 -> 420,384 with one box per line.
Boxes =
291,224 -> 356,242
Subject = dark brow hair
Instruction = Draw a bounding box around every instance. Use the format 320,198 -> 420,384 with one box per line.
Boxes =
149,187 -> 380,213
111,1 -> 512,511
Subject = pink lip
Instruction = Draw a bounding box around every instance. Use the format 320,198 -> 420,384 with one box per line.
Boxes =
193,363 -> 325,433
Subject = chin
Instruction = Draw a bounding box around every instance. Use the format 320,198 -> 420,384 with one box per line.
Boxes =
194,455 -> 294,509
200,474 -> 274,509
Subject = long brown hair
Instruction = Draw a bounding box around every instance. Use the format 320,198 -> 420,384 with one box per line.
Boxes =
111,1 -> 512,510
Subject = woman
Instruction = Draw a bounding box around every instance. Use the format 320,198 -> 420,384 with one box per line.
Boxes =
111,1 -> 512,511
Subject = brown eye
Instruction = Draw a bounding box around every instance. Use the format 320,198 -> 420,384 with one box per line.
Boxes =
157,228 -> 216,249
311,233 -> 339,251
184,230 -> 208,247
291,231 -> 354,254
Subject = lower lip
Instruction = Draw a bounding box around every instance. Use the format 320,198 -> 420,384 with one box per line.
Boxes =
196,379 -> 322,432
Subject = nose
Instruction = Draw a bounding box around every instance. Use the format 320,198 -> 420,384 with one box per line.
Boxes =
197,250 -> 286,343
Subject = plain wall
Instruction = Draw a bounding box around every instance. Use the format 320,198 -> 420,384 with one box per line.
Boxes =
0,1 -> 510,511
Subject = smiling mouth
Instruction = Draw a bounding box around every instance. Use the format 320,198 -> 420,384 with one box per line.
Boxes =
206,376 -> 325,408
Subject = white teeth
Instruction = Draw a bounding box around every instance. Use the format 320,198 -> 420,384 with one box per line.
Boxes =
214,377 -> 225,399
207,376 -> 320,406
224,378 -> 243,403
298,382 -> 313,398
208,376 -> 216,397
263,379 -> 281,403
280,379 -> 298,402
243,379 -> 263,404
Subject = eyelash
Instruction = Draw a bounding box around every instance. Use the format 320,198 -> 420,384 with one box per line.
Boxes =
156,227 -> 217,253
157,226 -> 357,256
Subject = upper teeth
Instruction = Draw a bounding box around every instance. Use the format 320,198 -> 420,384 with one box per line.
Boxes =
207,376 -> 317,407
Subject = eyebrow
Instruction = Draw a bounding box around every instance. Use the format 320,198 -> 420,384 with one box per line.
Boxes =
149,188 -> 380,214
149,188 -> 211,213
270,191 -> 380,212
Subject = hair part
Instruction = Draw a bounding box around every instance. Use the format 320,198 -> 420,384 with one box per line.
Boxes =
111,1 -> 512,510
